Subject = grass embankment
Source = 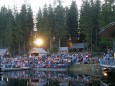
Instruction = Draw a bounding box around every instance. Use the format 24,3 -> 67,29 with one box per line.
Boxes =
69,64 -> 101,77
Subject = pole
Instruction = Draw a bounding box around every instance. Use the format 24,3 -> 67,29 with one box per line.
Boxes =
113,39 -> 115,58
0,56 -> 1,73
91,28 -> 92,53
58,37 -> 60,49
113,39 -> 115,52
50,36 -> 52,52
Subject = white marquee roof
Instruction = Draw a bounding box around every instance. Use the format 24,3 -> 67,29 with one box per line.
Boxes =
29,48 -> 47,54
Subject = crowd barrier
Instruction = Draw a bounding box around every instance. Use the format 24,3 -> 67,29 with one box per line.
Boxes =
100,58 -> 115,67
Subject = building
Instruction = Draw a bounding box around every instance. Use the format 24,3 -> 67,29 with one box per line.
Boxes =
69,43 -> 87,52
100,21 -> 115,84
28,48 -> 47,57
100,21 -> 115,51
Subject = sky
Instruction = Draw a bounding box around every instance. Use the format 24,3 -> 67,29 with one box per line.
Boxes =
0,0 -> 83,14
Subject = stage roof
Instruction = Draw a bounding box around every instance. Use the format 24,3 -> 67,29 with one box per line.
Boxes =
100,21 -> 115,39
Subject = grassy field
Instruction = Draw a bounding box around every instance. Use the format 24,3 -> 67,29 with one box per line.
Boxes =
69,64 -> 101,77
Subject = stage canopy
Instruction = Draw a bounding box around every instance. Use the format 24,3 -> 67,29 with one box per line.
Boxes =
28,48 -> 47,57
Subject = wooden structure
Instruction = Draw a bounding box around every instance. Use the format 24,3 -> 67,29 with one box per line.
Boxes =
28,48 -> 47,57
100,21 -> 115,84
100,21 -> 115,51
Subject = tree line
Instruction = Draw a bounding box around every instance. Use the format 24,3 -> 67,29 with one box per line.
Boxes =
0,0 -> 115,55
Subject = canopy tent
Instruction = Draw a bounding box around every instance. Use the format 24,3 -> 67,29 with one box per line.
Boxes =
28,48 -> 47,57
68,43 -> 87,52
59,47 -> 68,54
71,43 -> 87,49
0,49 -> 10,58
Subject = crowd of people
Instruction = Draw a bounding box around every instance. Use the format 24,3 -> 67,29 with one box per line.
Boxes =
99,51 -> 115,65
0,52 -> 100,69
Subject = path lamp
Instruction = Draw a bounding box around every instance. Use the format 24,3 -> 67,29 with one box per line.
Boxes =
103,71 -> 108,77
102,68 -> 109,77
102,67 -> 114,80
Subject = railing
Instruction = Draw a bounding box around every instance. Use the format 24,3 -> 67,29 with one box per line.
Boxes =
100,58 -> 115,68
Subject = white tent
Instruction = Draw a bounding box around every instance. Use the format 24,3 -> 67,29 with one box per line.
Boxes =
28,48 -> 47,57
59,47 -> 68,54
0,49 -> 10,58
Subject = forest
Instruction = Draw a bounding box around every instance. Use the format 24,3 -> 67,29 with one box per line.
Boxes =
0,0 -> 115,55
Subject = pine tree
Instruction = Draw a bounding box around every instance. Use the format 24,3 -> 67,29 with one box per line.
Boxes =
66,1 -> 78,43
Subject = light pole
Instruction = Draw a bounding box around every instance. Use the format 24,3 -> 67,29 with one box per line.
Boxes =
0,56 -> 2,73
33,25 -> 37,38
33,25 -> 44,48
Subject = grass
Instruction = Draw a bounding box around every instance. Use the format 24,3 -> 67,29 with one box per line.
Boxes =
69,64 -> 101,77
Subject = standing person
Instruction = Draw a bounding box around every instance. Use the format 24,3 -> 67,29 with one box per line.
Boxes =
88,53 -> 90,58
106,53 -> 110,60
105,53 -> 110,64
103,53 -> 106,58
